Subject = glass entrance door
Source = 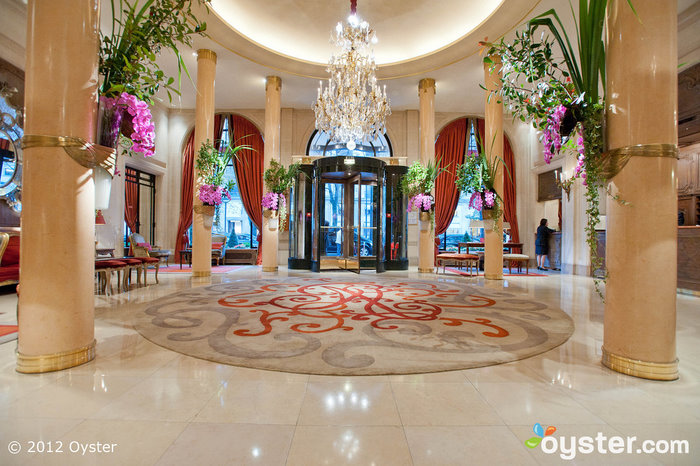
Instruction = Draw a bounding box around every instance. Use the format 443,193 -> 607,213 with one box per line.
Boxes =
310,156 -> 387,273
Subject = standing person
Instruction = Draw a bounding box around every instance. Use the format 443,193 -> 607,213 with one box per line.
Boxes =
536,218 -> 555,270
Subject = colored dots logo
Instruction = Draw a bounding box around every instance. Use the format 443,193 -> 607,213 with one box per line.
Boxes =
525,422 -> 557,448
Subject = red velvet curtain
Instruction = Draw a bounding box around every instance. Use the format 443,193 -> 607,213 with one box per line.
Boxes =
174,131 -> 195,254
231,115 -> 264,265
435,118 -> 467,236
502,137 -> 520,249
124,168 -> 138,233
124,168 -> 139,254
475,118 -> 520,248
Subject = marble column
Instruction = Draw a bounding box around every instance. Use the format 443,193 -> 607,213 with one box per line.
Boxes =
17,0 -> 99,373
418,78 -> 435,273
192,49 -> 217,277
483,56 -> 504,280
603,0 -> 678,380
262,76 -> 282,272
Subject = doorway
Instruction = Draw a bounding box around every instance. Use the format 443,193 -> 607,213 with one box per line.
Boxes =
289,156 -> 408,273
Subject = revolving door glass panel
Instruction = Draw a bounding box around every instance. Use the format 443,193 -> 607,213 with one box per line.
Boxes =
310,156 -> 385,273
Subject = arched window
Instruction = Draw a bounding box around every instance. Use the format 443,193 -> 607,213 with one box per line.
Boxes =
439,119 -> 483,251
437,118 -> 518,251
214,117 -> 259,249
306,130 -> 392,157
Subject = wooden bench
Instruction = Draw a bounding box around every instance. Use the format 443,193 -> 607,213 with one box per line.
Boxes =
225,248 -> 258,265
436,253 -> 480,276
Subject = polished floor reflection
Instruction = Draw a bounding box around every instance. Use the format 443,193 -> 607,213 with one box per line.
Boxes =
0,267 -> 698,465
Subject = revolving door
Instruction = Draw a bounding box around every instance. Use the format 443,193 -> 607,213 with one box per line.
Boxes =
288,156 -> 408,273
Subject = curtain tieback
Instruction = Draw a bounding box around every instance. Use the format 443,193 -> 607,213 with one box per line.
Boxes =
600,143 -> 678,181
22,135 -> 116,177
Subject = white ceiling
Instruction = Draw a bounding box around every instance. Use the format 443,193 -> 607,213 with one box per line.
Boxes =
209,0 -> 503,65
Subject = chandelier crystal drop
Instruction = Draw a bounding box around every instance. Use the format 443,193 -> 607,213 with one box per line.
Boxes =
313,6 -> 391,147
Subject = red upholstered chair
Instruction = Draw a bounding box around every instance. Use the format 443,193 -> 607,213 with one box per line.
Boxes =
95,259 -> 127,295
212,235 -> 227,266
119,257 -> 145,290
132,256 -> 160,284
0,233 -> 20,287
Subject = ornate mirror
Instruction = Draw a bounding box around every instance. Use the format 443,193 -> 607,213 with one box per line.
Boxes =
0,84 -> 22,213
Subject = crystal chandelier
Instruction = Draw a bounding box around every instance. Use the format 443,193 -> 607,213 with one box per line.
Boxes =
313,1 -> 391,150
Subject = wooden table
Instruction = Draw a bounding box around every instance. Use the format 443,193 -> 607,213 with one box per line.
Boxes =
457,242 -> 523,254
179,249 -> 192,269
95,248 -> 115,258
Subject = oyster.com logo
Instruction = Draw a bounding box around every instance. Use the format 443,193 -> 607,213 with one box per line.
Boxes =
525,423 -> 557,448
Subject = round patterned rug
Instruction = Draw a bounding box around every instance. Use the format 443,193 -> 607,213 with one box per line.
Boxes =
133,276 -> 574,375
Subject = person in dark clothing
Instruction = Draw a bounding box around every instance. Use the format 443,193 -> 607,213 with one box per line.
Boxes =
536,218 -> 555,270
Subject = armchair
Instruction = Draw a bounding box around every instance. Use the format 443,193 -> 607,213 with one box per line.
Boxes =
212,234 -> 226,266
129,233 -> 172,265
0,233 -> 19,286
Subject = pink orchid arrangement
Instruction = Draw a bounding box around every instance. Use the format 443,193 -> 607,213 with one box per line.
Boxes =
483,190 -> 496,208
407,193 -> 434,213
101,92 -> 156,157
262,192 -> 285,211
469,191 -> 483,211
542,104 -> 567,163
198,184 -> 231,206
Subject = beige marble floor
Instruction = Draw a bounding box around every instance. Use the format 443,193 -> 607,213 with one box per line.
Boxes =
0,266 -> 698,465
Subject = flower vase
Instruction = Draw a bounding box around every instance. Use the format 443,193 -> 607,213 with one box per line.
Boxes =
94,100 -> 124,210
263,208 -> 279,231
419,211 -> 431,232
194,204 -> 216,229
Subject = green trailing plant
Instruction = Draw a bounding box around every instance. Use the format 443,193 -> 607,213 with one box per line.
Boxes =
400,159 -> 445,199
401,159 -> 447,230
196,139 -> 251,190
455,135 -> 512,233
482,0 -> 635,298
195,137 -> 252,226
262,160 -> 302,227
99,0 -> 209,103
263,160 -> 301,194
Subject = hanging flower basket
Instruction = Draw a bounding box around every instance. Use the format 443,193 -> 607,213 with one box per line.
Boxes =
194,204 -> 216,229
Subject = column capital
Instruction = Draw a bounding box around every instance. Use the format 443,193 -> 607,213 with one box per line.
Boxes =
418,78 -> 436,92
197,49 -> 217,63
266,76 -> 282,92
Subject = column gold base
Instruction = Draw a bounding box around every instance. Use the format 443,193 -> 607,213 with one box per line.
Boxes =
484,273 -> 504,280
192,271 -> 211,277
262,266 -> 278,272
17,339 -> 96,374
418,267 -> 434,273
602,347 -> 678,381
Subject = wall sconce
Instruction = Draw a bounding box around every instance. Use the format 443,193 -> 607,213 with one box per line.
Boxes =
554,169 -> 573,202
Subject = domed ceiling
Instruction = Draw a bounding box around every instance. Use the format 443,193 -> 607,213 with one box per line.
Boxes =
200,0 -> 540,79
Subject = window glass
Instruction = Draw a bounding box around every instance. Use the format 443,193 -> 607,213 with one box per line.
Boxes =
213,118 -> 259,249
440,120 -> 484,251
308,130 -> 391,157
